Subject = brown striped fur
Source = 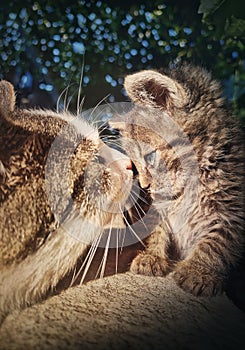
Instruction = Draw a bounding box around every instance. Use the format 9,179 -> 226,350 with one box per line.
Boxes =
0,80 -> 133,322
113,64 -> 244,297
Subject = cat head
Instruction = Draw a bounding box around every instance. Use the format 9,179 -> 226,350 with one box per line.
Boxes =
109,65 -> 209,204
109,68 -> 188,196
0,80 -> 134,242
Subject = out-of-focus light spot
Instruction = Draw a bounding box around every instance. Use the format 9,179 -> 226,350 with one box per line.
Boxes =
53,34 -> 60,41
73,42 -> 85,54
105,74 -> 112,83
83,76 -> 90,84
168,28 -> 177,37
183,27 -> 192,35
53,48 -> 60,55
130,49 -> 137,56
89,13 -> 96,21
39,83 -> 54,91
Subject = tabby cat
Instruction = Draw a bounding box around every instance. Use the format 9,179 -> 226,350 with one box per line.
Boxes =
0,80 -> 134,322
111,63 -> 244,297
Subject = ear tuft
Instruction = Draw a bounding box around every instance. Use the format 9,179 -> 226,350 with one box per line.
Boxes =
124,70 -> 187,110
0,80 -> 16,118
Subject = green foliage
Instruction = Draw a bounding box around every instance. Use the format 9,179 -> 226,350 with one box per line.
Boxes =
198,0 -> 245,123
0,0 -> 244,123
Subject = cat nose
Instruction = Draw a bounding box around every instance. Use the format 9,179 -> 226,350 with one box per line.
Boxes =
113,158 -> 133,172
126,160 -> 133,171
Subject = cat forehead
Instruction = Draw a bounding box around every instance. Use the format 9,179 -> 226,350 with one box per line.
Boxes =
60,113 -> 99,144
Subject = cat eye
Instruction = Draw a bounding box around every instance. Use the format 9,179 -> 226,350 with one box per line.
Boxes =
144,150 -> 156,167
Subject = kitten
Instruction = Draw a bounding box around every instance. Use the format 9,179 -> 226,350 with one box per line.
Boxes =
0,80 -> 134,322
110,64 -> 244,297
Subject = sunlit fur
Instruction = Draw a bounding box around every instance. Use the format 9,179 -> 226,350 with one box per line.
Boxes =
113,64 -> 244,297
0,80 -> 134,323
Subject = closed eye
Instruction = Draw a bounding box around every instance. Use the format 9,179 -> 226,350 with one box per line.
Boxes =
144,150 -> 156,167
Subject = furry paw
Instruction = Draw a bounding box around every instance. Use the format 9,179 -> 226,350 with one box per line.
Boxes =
130,252 -> 169,276
173,261 -> 224,297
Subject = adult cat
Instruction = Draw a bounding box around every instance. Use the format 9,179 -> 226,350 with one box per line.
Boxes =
0,80 -> 135,322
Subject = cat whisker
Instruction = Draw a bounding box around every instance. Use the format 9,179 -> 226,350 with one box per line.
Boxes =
120,205 -> 146,248
76,55 -> 85,117
100,220 -> 113,279
64,78 -> 75,112
126,193 -> 150,235
119,227 -> 126,254
66,91 -> 77,112
128,192 -> 147,218
56,82 -> 75,113
130,186 -> 151,206
69,231 -> 102,287
98,124 -> 114,136
115,228 -> 120,274
93,219 -> 114,280
78,96 -> 86,116
101,138 -> 121,147
80,233 -> 103,285
87,94 -> 110,125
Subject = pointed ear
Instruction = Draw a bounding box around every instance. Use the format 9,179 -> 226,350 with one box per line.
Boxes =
124,70 -> 187,110
0,80 -> 16,118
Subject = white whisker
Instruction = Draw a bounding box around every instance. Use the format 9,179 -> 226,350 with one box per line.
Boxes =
79,232 -> 103,285
79,95 -> 86,115
128,192 -> 147,219
56,83 -> 74,112
115,228 -> 120,274
76,55 -> 85,117
128,191 -> 148,216
120,205 -> 146,248
88,94 -> 110,124
69,232 -> 102,287
100,233 -> 110,278
120,227 -> 126,254
126,193 -> 150,236
64,80 -> 75,112
130,187 -> 150,206
65,90 -> 77,112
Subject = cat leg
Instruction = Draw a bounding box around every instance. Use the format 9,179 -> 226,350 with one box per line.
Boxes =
130,222 -> 171,276
173,230 -> 242,297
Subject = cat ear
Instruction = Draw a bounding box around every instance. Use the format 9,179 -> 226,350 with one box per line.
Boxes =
124,70 -> 187,110
0,80 -> 16,119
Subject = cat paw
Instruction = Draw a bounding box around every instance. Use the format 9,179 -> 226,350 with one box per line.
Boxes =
130,252 -> 169,276
173,261 -> 224,297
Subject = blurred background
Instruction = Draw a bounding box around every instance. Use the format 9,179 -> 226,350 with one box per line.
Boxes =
0,0 -> 244,124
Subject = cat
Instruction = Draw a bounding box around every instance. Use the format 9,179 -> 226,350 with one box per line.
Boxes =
0,80 -> 137,323
110,63 -> 245,297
